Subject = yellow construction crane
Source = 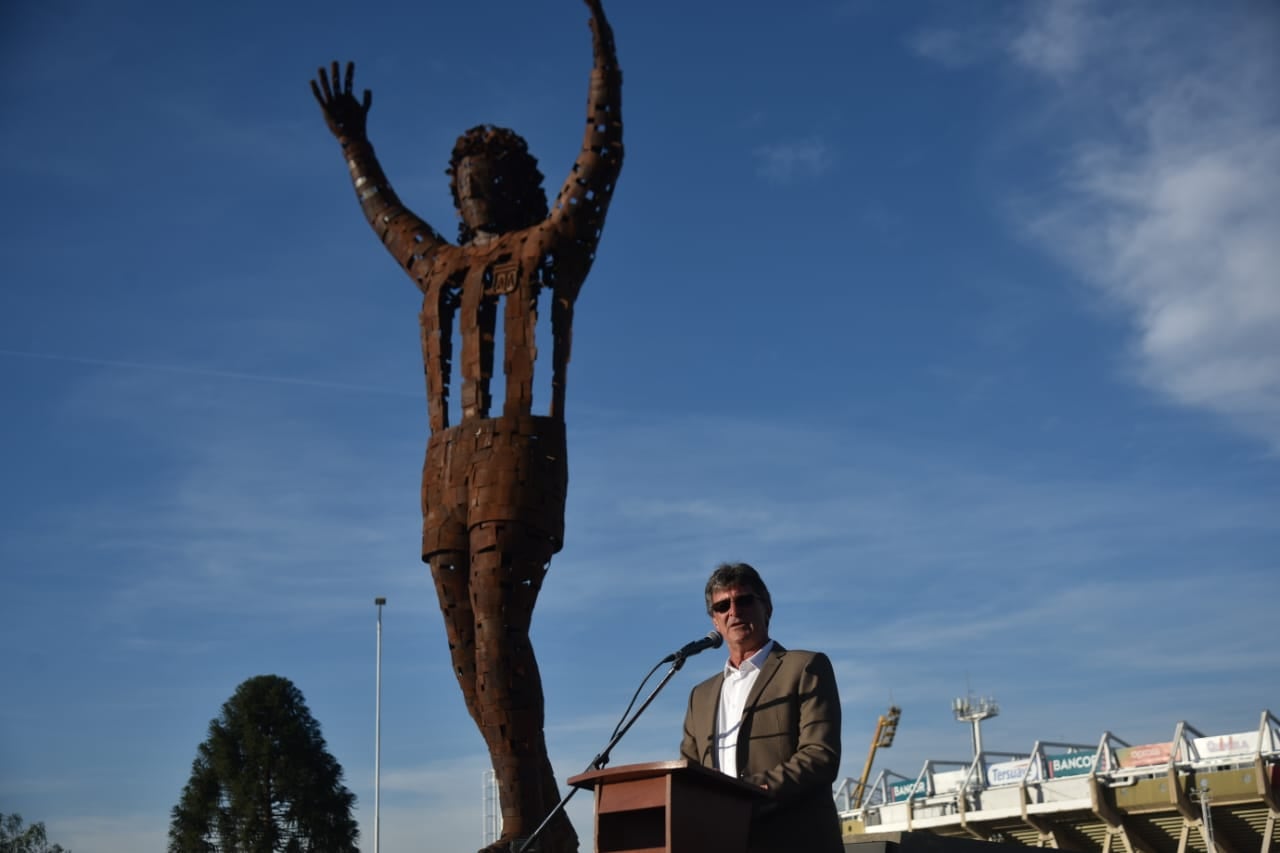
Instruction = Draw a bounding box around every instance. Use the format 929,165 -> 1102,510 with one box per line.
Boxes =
851,705 -> 901,809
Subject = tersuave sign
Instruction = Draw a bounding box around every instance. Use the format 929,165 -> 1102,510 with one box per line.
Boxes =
986,759 -> 1030,786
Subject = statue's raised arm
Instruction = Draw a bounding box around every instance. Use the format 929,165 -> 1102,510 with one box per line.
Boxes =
547,0 -> 624,249
310,61 -> 447,288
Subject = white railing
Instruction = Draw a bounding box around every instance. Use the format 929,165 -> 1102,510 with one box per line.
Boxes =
841,708 -> 1279,827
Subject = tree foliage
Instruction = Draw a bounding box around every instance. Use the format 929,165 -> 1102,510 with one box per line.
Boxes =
168,675 -> 359,853
0,813 -> 70,853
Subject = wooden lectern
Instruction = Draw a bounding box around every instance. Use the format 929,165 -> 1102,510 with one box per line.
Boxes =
568,759 -> 768,853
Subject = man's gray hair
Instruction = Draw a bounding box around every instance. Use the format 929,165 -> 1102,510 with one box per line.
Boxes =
704,562 -> 773,615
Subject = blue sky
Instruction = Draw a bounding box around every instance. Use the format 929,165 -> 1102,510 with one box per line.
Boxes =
2,0 -> 1277,850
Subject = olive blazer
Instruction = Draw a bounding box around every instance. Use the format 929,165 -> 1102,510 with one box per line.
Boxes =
679,644 -> 844,853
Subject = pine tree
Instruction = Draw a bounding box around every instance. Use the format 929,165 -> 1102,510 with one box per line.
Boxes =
168,675 -> 359,853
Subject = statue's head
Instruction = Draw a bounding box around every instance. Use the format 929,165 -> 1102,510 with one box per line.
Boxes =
448,125 -> 549,245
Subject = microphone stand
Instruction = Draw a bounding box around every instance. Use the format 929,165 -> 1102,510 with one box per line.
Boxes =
515,652 -> 696,853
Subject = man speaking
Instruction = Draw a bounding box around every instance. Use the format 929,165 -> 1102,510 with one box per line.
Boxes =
680,563 -> 844,853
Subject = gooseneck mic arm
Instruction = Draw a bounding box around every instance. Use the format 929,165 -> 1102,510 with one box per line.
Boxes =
515,632 -> 723,853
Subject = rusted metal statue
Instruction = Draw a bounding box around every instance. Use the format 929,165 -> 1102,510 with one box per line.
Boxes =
311,1 -> 622,851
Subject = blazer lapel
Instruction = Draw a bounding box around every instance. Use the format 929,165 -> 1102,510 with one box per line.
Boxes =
699,672 -> 725,765
736,644 -> 786,772
743,643 -> 786,712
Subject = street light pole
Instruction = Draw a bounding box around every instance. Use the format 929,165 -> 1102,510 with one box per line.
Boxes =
374,597 -> 386,853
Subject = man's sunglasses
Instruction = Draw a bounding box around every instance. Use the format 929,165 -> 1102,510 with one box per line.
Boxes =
711,593 -> 757,614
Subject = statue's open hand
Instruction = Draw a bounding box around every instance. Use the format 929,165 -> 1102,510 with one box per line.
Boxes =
310,61 -> 372,143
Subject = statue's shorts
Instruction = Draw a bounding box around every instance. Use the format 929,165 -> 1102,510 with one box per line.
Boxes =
420,414 -> 568,560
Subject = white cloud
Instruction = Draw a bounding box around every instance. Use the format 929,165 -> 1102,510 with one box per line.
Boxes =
908,26 -> 991,69
366,753 -> 599,853
754,138 -> 834,183
911,0 -> 1095,77
910,4 -> 1280,451
1008,0 -> 1095,77
55,815 -> 167,853
1010,5 -> 1280,451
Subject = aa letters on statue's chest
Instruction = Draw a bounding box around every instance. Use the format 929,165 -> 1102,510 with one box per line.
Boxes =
485,261 -> 520,296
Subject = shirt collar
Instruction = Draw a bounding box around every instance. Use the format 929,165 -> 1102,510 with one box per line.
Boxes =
724,639 -> 775,677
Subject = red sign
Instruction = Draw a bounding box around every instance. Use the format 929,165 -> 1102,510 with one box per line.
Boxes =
1116,742 -> 1171,768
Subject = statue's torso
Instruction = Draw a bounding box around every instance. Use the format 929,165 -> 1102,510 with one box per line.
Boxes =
416,222 -> 585,432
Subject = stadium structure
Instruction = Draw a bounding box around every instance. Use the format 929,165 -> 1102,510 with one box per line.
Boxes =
837,709 -> 1280,853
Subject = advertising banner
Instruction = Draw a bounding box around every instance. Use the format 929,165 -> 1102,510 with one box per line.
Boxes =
890,778 -> 929,801
933,768 -> 969,794
1116,742 -> 1171,769
1193,731 -> 1259,760
1046,751 -> 1097,778
986,759 -> 1031,786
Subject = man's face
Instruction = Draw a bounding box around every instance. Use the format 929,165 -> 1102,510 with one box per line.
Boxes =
709,584 -> 771,662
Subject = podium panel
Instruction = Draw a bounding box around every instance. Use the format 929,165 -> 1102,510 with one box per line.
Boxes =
570,759 -> 766,853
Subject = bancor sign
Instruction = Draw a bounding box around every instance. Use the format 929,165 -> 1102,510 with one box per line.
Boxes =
891,779 -> 928,801
1046,752 -> 1096,778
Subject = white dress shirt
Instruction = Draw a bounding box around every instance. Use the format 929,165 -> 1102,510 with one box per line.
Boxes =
714,640 -> 775,778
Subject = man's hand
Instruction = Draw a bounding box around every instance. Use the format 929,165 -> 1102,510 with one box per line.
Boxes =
310,61 -> 372,143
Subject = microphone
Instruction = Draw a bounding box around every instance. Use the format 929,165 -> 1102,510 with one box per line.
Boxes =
662,630 -> 723,663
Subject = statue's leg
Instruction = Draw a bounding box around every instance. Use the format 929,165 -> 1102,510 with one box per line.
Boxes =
470,520 -> 577,853
427,550 -> 481,722
422,430 -> 481,721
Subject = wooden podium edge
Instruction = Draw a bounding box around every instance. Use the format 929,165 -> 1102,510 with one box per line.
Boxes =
569,759 -> 770,800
